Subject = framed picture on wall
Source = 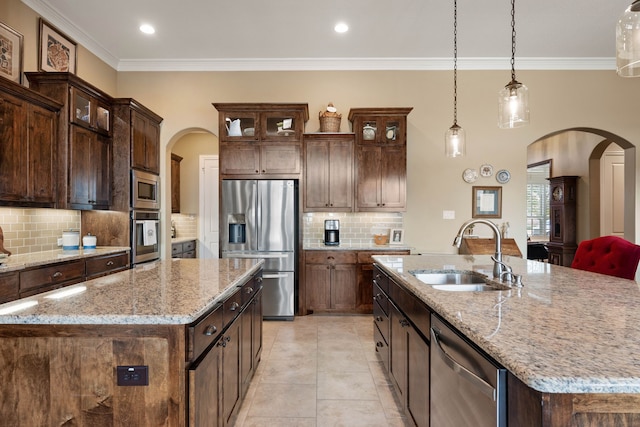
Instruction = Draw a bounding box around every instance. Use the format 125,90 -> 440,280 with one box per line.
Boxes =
472,186 -> 502,218
38,18 -> 77,73
0,21 -> 24,84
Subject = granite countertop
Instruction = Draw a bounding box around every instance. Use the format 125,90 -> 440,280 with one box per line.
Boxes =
0,247 -> 131,273
304,243 -> 412,251
373,254 -> 640,394
171,237 -> 196,244
0,258 -> 263,325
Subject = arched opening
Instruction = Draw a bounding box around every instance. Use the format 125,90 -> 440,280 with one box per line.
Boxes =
527,127 -> 636,244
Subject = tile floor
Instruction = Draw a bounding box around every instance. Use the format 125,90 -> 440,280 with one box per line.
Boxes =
235,315 -> 411,427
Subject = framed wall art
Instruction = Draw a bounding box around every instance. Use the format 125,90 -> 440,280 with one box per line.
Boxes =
472,186 -> 502,218
0,22 -> 24,84
38,18 -> 76,73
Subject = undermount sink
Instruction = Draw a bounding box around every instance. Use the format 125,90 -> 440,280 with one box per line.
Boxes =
409,270 -> 510,292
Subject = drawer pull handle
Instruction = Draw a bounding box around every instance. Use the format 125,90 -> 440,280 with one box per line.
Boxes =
245,287 -> 254,294
217,336 -> 227,347
229,302 -> 239,311
375,274 -> 381,279
257,277 -> 263,283
375,316 -> 383,322
400,319 -> 410,327
106,261 -> 114,266
52,272 -> 63,279
204,325 -> 218,336
327,256 -> 335,260
376,341 -> 384,348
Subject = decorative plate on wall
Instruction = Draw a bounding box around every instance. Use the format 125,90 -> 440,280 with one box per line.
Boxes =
462,168 -> 479,183
480,164 -> 493,177
496,169 -> 511,184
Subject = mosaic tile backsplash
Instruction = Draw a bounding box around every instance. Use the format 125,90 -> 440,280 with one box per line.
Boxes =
0,208 -> 81,255
302,212 -> 404,247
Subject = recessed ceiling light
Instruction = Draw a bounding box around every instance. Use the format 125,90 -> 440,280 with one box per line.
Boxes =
334,22 -> 349,33
140,24 -> 155,35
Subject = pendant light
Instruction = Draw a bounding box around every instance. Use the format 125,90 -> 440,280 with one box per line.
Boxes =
498,0 -> 529,129
616,0 -> 640,77
445,0 -> 466,158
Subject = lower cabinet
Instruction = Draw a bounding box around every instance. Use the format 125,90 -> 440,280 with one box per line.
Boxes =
375,265 -> 430,427
0,272 -> 19,304
173,240 -> 197,258
188,272 -> 263,427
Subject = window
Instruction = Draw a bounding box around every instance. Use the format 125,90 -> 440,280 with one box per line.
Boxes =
527,161 -> 551,240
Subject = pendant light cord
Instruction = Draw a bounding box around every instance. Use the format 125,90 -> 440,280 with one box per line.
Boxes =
510,0 -> 517,82
453,0 -> 458,125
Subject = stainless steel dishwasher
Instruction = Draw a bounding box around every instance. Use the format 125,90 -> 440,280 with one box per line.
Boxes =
430,315 -> 507,427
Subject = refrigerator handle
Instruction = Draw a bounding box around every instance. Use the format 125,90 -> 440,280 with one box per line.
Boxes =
263,273 -> 289,279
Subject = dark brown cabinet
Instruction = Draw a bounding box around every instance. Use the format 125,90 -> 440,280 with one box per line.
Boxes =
171,153 -> 182,213
25,72 -> 113,210
131,109 -> 161,174
0,272 -> 19,304
304,251 -> 357,313
303,133 -> 354,212
547,176 -> 578,266
0,79 -> 61,207
172,240 -> 196,258
85,251 -> 130,279
213,103 -> 308,178
349,108 -> 412,212
356,250 -> 409,313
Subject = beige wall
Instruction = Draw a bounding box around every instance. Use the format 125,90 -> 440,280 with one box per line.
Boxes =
7,0 -> 640,257
172,132 -> 218,214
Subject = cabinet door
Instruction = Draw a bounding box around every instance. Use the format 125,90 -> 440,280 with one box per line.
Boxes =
406,326 -> 429,427
132,111 -> 160,174
305,264 -> 331,311
240,306 -> 253,398
356,145 -> 382,209
0,94 -> 28,201
252,287 -> 263,367
261,111 -> 303,142
189,343 -> 222,427
389,302 -> 407,402
29,105 -> 57,204
171,154 -> 182,213
69,126 -> 110,209
0,272 -> 19,304
304,140 -> 330,209
260,144 -> 301,175
328,140 -> 354,210
220,144 -> 260,176
331,264 -> 357,311
380,146 -> 406,210
222,320 -> 241,426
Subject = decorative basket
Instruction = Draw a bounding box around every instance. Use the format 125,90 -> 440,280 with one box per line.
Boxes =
319,115 -> 341,132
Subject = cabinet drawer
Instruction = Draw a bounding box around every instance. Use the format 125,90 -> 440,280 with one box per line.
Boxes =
20,260 -> 85,292
389,279 -> 430,340
171,243 -> 183,256
241,275 -> 261,306
374,322 -> 389,370
373,298 -> 389,345
305,251 -> 356,265
373,266 -> 389,295
223,287 -> 243,326
189,303 -> 223,361
182,250 -> 196,259
373,282 -> 389,316
0,272 -> 19,304
183,240 -> 196,251
85,252 -> 129,278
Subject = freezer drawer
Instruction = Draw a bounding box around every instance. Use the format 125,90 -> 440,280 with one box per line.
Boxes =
262,271 -> 295,320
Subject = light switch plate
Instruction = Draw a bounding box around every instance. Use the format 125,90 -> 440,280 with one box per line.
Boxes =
443,210 -> 456,220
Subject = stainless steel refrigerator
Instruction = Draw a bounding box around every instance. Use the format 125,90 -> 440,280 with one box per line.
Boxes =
221,180 -> 297,320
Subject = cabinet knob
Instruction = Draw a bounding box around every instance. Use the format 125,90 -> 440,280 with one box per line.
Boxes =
204,325 -> 218,336
52,271 -> 63,279
327,256 -> 335,260
245,287 -> 254,294
375,316 -> 383,322
261,170 -> 266,173
257,277 -> 263,283
106,260 -> 114,266
376,341 -> 384,348
229,301 -> 239,311
399,319 -> 409,327
217,336 -> 227,347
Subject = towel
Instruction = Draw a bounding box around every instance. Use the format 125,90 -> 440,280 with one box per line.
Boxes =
143,221 -> 157,246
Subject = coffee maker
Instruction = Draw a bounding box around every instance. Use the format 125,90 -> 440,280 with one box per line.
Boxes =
324,219 -> 340,246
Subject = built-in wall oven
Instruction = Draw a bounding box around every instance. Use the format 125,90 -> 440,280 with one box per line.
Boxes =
131,210 -> 160,264
132,169 -> 160,210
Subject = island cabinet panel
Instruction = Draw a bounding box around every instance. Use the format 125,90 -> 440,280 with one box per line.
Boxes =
0,324 -> 185,427
0,78 -> 61,207
375,265 -> 430,427
508,372 -> 640,426
19,259 -> 85,297
0,272 -> 19,304
85,251 -> 130,279
357,250 -> 409,313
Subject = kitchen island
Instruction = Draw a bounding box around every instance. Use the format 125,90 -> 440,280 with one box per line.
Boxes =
373,254 -> 640,426
0,257 -> 264,426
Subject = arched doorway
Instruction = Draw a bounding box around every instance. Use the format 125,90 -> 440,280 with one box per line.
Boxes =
527,127 -> 636,243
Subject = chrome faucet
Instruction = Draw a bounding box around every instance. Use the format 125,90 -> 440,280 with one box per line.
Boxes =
453,219 -> 504,279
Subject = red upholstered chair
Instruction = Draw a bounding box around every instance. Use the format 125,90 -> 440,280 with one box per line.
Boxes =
571,236 -> 640,280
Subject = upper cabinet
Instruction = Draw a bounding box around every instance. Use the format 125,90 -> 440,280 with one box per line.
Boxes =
111,98 -> 163,212
25,72 -> 113,210
303,133 -> 354,212
0,78 -> 62,207
171,153 -> 182,213
348,108 -> 412,212
213,103 -> 308,178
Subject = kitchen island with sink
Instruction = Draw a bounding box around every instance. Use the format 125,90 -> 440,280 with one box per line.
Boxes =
0,257 -> 264,426
373,254 -> 640,426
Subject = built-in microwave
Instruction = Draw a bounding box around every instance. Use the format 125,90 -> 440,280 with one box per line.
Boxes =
131,169 -> 160,210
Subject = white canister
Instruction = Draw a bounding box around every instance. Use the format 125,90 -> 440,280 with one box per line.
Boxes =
82,233 -> 97,249
62,231 -> 80,250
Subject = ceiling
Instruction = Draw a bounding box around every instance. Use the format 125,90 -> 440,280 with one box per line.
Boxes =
23,0 -> 629,72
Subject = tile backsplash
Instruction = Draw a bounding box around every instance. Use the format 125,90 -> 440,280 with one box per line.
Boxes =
171,213 -> 198,239
0,208 -> 80,254
303,212 -> 404,246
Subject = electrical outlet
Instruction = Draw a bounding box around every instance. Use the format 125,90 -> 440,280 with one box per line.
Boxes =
117,365 -> 149,386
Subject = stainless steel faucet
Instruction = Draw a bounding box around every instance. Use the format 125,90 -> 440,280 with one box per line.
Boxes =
453,219 -> 504,279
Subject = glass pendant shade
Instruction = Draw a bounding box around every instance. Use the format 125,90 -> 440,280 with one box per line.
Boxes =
445,124 -> 466,158
498,80 -> 529,129
617,0 -> 640,77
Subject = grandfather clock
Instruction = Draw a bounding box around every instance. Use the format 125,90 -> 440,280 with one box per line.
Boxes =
546,176 -> 578,266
